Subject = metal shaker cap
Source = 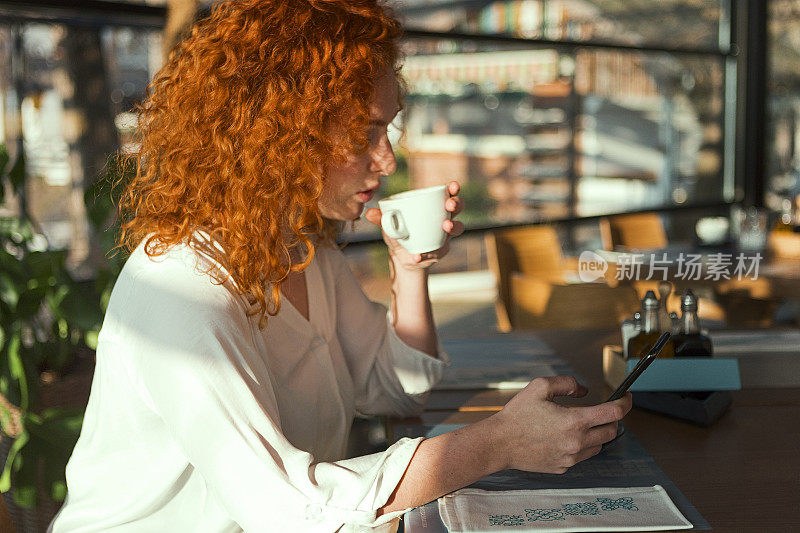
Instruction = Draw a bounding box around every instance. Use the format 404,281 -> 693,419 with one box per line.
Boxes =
681,289 -> 698,311
642,290 -> 659,310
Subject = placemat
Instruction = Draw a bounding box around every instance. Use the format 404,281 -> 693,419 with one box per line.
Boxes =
436,336 -> 573,390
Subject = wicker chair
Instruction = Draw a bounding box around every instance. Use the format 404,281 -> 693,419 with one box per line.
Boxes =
599,212 -> 667,251
486,225 -> 639,331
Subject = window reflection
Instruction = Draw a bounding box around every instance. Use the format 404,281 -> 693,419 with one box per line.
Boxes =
399,0 -> 723,49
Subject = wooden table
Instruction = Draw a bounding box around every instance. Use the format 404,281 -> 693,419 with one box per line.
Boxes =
391,329 -> 800,531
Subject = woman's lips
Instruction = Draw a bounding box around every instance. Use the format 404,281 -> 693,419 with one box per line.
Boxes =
357,189 -> 376,202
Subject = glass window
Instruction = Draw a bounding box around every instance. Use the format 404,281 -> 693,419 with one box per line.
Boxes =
87,0 -> 166,4
0,2 -> 732,292
0,23 -> 160,274
340,36 -> 726,242
574,50 -> 725,215
398,0 -> 724,50
96,1 -> 219,5
766,0 -> 800,215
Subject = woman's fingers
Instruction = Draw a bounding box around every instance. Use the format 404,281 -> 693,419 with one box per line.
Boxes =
446,196 -> 464,216
364,207 -> 382,225
578,393 -> 632,428
527,376 -> 588,401
419,242 -> 450,263
446,181 -> 463,219
559,424 -> 617,471
495,379 -> 630,474
442,219 -> 465,236
584,422 -> 620,448
447,180 -> 460,196
567,444 -> 603,468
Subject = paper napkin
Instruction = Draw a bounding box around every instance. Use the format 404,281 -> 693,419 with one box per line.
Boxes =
438,485 -> 692,532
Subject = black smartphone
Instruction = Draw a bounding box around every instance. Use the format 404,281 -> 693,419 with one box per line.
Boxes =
606,332 -> 671,402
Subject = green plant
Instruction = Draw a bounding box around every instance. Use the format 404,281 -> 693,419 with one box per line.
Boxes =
83,154 -> 133,311
0,144 -> 107,507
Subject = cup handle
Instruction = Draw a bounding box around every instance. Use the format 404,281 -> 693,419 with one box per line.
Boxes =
381,210 -> 409,240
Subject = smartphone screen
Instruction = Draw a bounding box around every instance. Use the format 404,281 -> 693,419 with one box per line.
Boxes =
606,332 -> 671,402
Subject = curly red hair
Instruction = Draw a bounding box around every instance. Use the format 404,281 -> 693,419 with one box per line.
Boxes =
116,0 -> 403,328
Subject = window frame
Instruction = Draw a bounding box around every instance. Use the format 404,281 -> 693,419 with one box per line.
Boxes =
0,0 -> 769,243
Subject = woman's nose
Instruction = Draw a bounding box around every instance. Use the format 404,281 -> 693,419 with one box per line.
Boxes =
371,137 -> 396,176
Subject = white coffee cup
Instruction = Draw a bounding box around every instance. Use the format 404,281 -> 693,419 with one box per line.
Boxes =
378,185 -> 448,254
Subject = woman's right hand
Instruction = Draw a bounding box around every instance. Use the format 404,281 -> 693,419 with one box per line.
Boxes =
487,376 -> 632,474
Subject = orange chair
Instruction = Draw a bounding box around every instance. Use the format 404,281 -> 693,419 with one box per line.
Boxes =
486,225 -> 639,331
599,212 -> 667,251
767,230 -> 800,260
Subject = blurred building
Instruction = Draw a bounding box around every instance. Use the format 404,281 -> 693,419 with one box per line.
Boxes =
398,0 -> 723,225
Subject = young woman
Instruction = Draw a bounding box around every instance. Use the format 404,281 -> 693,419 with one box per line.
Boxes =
49,1 -> 631,531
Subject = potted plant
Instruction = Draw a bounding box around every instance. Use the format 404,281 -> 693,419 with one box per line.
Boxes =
0,143 -> 121,523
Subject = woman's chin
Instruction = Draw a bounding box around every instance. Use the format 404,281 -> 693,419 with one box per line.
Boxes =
319,204 -> 364,222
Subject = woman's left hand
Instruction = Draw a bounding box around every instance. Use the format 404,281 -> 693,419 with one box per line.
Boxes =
365,180 -> 465,271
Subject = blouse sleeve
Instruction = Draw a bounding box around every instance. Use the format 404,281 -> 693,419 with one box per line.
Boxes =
327,248 -> 450,418
113,259 -> 424,531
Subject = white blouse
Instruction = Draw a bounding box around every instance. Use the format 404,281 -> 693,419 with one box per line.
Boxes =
48,232 -> 449,532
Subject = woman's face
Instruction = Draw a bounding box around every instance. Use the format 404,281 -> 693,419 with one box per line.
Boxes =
318,71 -> 400,221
